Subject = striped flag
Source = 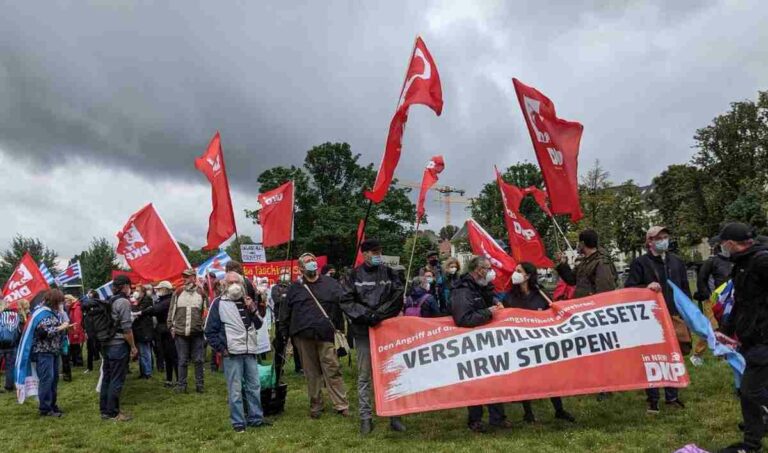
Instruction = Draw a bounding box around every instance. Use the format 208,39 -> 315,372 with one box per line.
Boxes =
196,251 -> 231,280
38,262 -> 56,286
95,281 -> 113,300
56,261 -> 82,285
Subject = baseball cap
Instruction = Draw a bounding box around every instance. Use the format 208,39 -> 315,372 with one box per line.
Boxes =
360,239 -> 382,253
646,226 -> 670,240
716,222 -> 756,242
154,281 -> 173,290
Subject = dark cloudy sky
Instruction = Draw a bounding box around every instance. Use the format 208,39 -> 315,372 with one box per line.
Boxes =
1,1 -> 766,264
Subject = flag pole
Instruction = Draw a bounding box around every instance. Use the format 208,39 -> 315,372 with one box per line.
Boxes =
550,216 -> 574,253
404,216 -> 422,294
352,200 -> 373,266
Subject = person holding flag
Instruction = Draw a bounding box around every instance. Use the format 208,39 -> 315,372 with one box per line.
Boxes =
555,230 -> 617,299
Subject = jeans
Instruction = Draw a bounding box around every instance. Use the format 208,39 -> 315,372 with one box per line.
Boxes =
223,354 -> 264,428
36,353 -> 59,414
645,387 -> 679,403
137,342 -> 153,377
354,335 -> 400,426
100,343 -> 129,418
1,348 -> 16,390
175,335 -> 204,389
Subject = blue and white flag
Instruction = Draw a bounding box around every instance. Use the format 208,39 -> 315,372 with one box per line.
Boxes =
196,251 -> 231,280
14,305 -> 56,403
669,280 -> 745,387
95,281 -> 114,300
56,261 -> 82,285
38,262 -> 56,286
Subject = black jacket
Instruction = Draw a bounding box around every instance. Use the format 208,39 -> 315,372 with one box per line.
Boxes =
503,288 -> 548,311
722,245 -> 768,350
271,283 -> 290,321
696,254 -> 733,301
341,263 -> 404,338
279,276 -> 344,342
132,296 -> 155,343
624,252 -> 691,316
141,293 -> 172,335
450,274 -> 495,328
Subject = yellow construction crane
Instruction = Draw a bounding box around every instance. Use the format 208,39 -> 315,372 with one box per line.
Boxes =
394,180 -> 471,226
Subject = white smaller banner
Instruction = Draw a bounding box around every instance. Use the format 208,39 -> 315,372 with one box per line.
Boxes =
241,244 -> 266,263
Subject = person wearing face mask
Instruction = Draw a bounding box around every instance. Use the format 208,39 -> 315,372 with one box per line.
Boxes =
450,256 -> 510,433
712,223 -> 768,453
624,226 -> 690,414
140,281 -> 178,388
167,269 -> 208,394
403,276 -> 442,317
442,257 -> 462,310
556,229 -> 617,299
132,285 -> 156,379
205,272 -> 270,433
504,263 -> 576,424
422,251 -> 447,311
272,269 -> 303,375
340,239 -> 405,435
280,253 -> 349,419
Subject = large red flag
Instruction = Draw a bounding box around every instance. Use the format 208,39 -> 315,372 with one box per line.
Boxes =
466,219 -> 517,292
258,181 -> 294,248
495,167 -> 553,268
523,186 -> 552,217
513,78 -> 583,222
195,131 -> 236,250
354,219 -> 366,267
2,252 -> 50,305
365,37 -> 443,204
116,203 -> 191,281
416,155 -> 445,222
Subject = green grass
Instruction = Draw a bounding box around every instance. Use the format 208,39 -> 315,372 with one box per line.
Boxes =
0,351 -> 747,453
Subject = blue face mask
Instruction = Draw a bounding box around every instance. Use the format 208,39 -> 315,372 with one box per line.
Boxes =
370,255 -> 383,266
654,239 -> 670,253
304,261 -> 318,272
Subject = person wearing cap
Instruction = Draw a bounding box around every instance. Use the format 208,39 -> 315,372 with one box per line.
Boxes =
624,226 -> 690,414
100,275 -> 139,422
715,223 -> 768,453
280,253 -> 349,419
132,285 -> 155,379
555,229 -> 617,299
168,269 -> 208,394
340,238 -> 406,435
139,280 -> 178,387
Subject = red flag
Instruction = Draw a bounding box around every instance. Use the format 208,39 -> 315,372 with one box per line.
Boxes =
495,168 -> 553,268
416,155 -> 445,222
354,219 -> 366,267
2,252 -> 50,305
523,186 -> 552,217
365,37 -> 443,204
466,219 -> 517,292
116,203 -> 191,281
513,78 -> 583,222
258,181 -> 294,248
195,131 -> 237,250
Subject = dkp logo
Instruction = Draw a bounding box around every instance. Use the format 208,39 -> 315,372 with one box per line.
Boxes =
8,264 -> 33,291
123,223 -> 151,260
398,47 -> 432,109
207,155 -> 222,174
263,193 -> 284,206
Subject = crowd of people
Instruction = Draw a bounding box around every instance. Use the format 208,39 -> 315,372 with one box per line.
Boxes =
1,222 -> 767,452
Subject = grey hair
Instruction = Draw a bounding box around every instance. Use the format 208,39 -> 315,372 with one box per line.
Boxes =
411,276 -> 425,289
467,256 -> 489,273
224,271 -> 244,284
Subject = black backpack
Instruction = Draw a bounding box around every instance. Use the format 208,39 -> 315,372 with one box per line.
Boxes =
84,296 -> 120,343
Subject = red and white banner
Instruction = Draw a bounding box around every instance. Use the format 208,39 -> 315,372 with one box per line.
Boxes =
466,219 -> 517,292
513,78 -> 583,222
416,155 -> 445,222
243,256 -> 328,285
116,203 -> 191,281
2,253 -> 50,304
258,181 -> 294,248
370,288 -> 689,416
195,131 -> 237,250
365,36 -> 443,204
495,167 -> 553,268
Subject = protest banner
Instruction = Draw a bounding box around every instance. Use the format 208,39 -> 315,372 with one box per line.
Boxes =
241,244 -> 266,263
243,256 -> 328,284
370,288 -> 689,416
2,252 -> 50,305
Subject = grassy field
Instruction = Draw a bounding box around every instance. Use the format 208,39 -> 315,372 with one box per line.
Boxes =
0,350 -> 748,453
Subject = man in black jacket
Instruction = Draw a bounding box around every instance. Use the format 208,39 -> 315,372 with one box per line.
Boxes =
140,281 -> 178,387
624,226 -> 690,414
450,256 -> 509,433
280,253 -> 348,419
273,269 -> 302,375
340,239 -> 405,435
717,223 -> 768,453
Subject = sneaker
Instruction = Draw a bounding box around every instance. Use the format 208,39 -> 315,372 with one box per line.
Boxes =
111,413 -> 133,422
665,399 -> 685,410
647,401 -> 660,414
718,442 -> 762,453
247,420 -> 272,428
100,414 -> 112,420
690,355 -> 705,367
490,420 -> 514,429
468,421 -> 488,433
310,411 -> 322,420
360,419 -> 374,435
389,417 -> 406,432
555,410 -> 576,423
596,392 -> 612,402
164,381 -> 175,388
336,409 -> 350,417
523,412 -> 536,424
233,426 -> 246,433
39,411 -> 63,418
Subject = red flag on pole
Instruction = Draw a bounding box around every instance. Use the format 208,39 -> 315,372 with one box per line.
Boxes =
523,186 -> 552,217
365,37 -> 443,204
258,181 -> 294,248
2,252 -> 50,305
354,219 -> 366,267
416,155 -> 445,222
513,78 -> 583,222
116,203 -> 191,281
195,131 -> 237,250
466,219 -> 517,292
495,167 -> 554,268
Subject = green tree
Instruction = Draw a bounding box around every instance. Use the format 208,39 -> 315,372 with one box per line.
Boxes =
611,182 -> 649,259
177,243 -> 218,268
400,235 -> 435,279
439,225 -> 459,240
577,160 -> 616,247
225,235 -> 255,263
724,191 -> 768,230
71,238 -> 119,289
649,164 -> 713,246
0,235 -> 58,287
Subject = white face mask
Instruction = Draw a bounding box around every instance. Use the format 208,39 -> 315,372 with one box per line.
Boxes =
511,272 -> 526,285
448,267 -> 458,275
484,270 -> 496,286
131,291 -> 140,300
226,283 -> 245,300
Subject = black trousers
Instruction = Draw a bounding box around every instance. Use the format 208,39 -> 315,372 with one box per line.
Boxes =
158,331 -> 178,383
274,323 -> 302,373
645,387 -> 679,403
86,337 -> 100,371
741,348 -> 768,449
70,344 -> 83,367
467,404 -> 506,425
522,397 -> 564,415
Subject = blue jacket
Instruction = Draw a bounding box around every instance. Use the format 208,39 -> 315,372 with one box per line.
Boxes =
204,296 -> 263,355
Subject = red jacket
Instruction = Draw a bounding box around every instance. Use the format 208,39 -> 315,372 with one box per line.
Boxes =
68,301 -> 85,344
